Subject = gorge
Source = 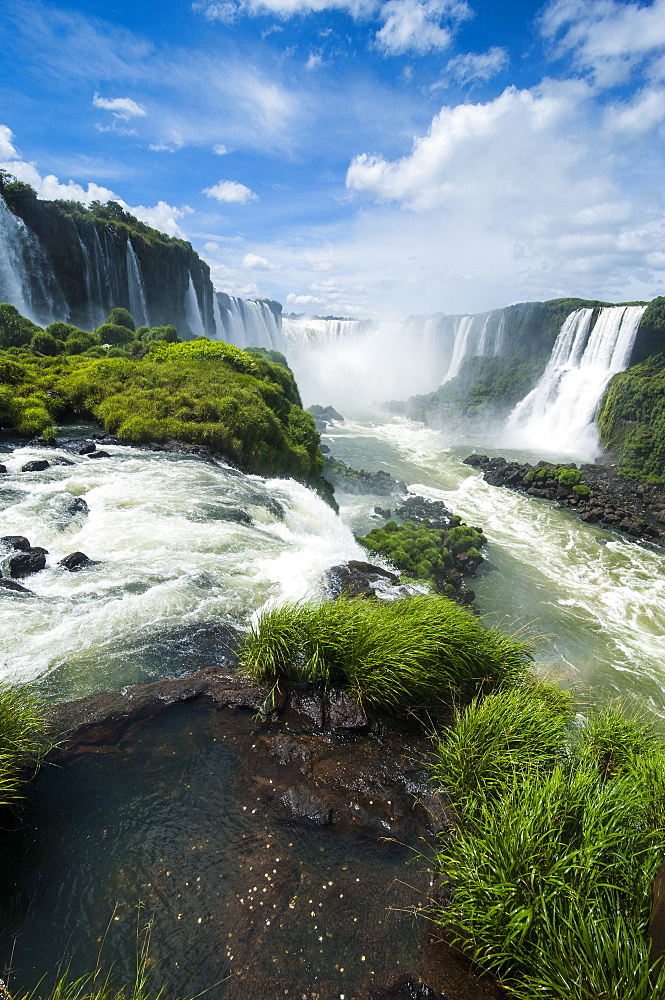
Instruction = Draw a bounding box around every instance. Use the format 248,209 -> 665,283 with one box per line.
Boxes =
1,185 -> 665,1000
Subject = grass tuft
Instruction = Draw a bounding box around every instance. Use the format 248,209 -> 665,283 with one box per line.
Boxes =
429,685 -> 665,999
239,595 -> 535,711
0,686 -> 48,808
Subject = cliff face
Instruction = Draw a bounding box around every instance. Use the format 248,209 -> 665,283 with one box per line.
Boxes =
0,180 -> 215,336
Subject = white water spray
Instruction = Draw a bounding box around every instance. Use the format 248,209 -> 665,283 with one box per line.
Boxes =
125,240 -> 149,328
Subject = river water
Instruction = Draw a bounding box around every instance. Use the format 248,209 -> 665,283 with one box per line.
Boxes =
2,413 -> 665,715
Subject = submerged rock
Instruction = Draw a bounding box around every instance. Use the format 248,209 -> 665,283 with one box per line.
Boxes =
326,559 -> 401,599
1,535 -> 31,551
87,450 -> 111,459
0,577 -> 35,595
21,459 -> 50,473
58,551 -> 97,571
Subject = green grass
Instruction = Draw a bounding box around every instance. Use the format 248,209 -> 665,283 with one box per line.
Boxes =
0,686 -> 48,808
239,595 -> 534,711
429,686 -> 665,999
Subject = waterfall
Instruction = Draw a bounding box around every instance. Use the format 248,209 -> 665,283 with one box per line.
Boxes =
505,304 -> 647,458
0,194 -> 68,324
215,294 -> 286,350
184,273 -> 206,337
125,239 -> 149,328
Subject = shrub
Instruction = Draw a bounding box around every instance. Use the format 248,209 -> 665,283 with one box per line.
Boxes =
429,686 -> 665,999
573,483 -> 591,497
106,307 -> 135,331
239,595 -> 534,710
0,303 -> 41,349
30,332 -> 59,356
95,323 -> 135,346
556,467 -> 582,486
146,325 -> 179,343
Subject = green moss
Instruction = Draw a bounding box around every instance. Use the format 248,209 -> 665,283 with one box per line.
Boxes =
0,316 -> 322,478
598,357 -> 665,481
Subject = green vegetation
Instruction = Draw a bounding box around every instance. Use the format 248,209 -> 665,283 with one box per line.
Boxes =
239,595 -> 533,711
429,684 -> 665,999
360,520 -> 485,588
524,465 -> 584,488
599,356 -> 665,481
0,306 -> 322,478
628,297 -> 665,365
0,686 -> 48,809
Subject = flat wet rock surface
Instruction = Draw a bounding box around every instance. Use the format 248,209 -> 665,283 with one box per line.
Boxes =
1,681 -> 503,1000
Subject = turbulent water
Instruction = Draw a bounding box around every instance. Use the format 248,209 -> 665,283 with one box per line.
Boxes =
0,440 -> 362,700
323,414 -> 665,720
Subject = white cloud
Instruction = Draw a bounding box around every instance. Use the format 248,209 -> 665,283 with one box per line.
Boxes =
129,201 -> 193,236
212,143 -> 230,154
541,0 -> 665,86
604,86 -> 665,132
194,0 -> 375,19
148,131 -> 185,152
375,0 -> 470,55
0,125 -> 19,160
242,252 -> 276,268
287,292 -> 326,305
436,46 -> 509,87
306,51 -> 324,69
93,92 -> 147,120
203,179 -> 258,202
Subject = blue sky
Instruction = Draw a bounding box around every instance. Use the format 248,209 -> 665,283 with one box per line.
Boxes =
0,0 -> 663,318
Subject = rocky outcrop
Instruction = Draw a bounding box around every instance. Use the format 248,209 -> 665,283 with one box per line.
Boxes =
464,455 -> 665,545
324,456 -> 407,496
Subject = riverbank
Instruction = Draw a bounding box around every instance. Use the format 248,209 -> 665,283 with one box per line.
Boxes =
464,454 -> 665,546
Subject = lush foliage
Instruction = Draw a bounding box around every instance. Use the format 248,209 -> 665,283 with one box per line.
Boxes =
429,685 -> 665,999
0,310 -> 321,477
599,357 -> 665,481
524,465 -> 583,487
239,595 -> 533,710
360,519 -> 485,587
0,686 -> 48,809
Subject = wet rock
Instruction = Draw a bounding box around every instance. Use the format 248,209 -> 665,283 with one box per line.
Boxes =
67,497 -> 89,517
59,551 -> 97,571
370,977 -> 448,1000
270,733 -> 312,765
287,689 -> 324,727
0,465 -> 6,474
394,496 -> 454,529
281,785 -> 333,825
0,577 -> 35,595
87,450 -> 111,459
21,459 -> 50,473
51,457 -> 75,467
6,547 -> 47,578
1,535 -> 31,551
462,454 -> 489,467
325,688 -> 368,729
326,560 -> 400,599
219,507 -> 253,525
319,443 -> 330,453
78,443 -> 96,455
307,404 -> 345,431
374,506 -> 391,518
324,456 -> 407,496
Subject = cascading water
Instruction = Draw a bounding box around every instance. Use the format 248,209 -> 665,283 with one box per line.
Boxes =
125,239 -> 149,328
0,194 -> 67,324
215,293 -> 284,349
505,304 -> 647,459
184,273 -> 205,337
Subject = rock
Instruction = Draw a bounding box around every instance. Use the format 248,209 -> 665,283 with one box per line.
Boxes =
51,457 -> 75,467
281,785 -> 333,825
67,497 -> 89,517
374,506 -> 391,518
326,560 -> 400,599
324,457 -> 407,496
319,444 -> 330,453
0,465 -> 6,474
395,496 -> 454,529
325,688 -> 368,729
1,535 -> 31,551
370,978 -> 448,1000
21,459 -> 50,472
87,450 -> 111,459
6,548 -> 47,578
59,551 -> 97,571
0,578 -> 34,595
78,443 -> 96,455
462,454 -> 489,467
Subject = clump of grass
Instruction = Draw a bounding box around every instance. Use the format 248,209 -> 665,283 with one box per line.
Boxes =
0,686 -> 48,808
239,595 -> 534,711
429,685 -> 665,999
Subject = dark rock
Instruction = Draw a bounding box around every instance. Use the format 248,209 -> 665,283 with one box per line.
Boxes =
374,506 -> 391,518
457,588 -> 475,604
1,535 -> 31,551
395,496 -> 454,529
270,734 -> 312,765
0,465 -> 6,474
78,443 -> 96,455
219,507 -> 253,525
59,551 -> 97,571
21,460 -> 50,472
462,454 -> 489,467
324,456 -> 407,496
370,977 -> 447,1000
67,497 -> 89,517
0,578 -> 35,595
287,690 -> 324,727
325,688 -> 368,729
6,548 -> 47,578
87,450 -> 111,459
319,444 -> 330,453
51,457 -> 75,467
326,560 -> 400,599
281,785 -> 333,825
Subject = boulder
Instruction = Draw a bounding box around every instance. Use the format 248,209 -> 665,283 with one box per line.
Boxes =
87,450 -> 111,459
6,548 -> 47,578
280,785 -> 333,825
67,497 -> 90,517
78,443 -> 96,455
0,578 -> 34,595
51,457 -> 75,467
0,465 -> 6,474
21,459 -> 50,472
59,551 -> 97,571
1,535 -> 31,551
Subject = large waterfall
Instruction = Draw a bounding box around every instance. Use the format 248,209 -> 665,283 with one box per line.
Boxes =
126,239 -> 150,328
214,293 -> 283,349
0,195 -> 68,325
505,304 -> 647,457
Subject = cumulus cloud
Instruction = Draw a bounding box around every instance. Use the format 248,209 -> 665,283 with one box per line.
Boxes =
604,85 -> 665,132
212,143 -> 230,154
128,201 -> 193,236
541,0 -> 665,86
194,0 -> 375,20
93,92 -> 146,120
242,252 -> 276,268
204,179 -> 258,202
0,125 -> 19,160
286,292 -> 326,305
435,46 -> 509,87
